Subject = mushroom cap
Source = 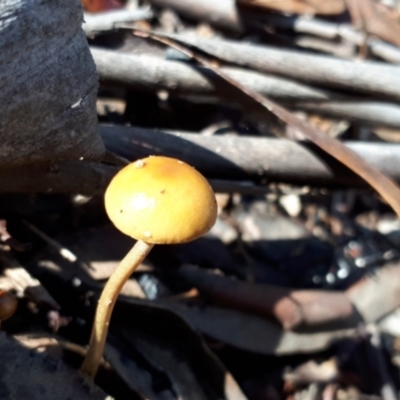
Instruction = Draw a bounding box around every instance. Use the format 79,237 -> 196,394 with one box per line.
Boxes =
105,156 -> 217,244
0,290 -> 17,321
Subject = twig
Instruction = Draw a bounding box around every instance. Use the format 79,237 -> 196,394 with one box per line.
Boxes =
148,0 -> 345,32
295,101 -> 400,128
92,48 -> 334,102
123,30 -> 400,218
161,33 -> 400,101
0,252 -> 60,310
261,14 -> 400,64
293,35 -> 356,59
59,340 -> 111,370
22,220 -> 78,263
177,266 -> 356,330
149,0 -> 400,63
14,333 -> 111,369
147,0 -> 245,32
83,8 -> 153,36
93,48 -> 400,128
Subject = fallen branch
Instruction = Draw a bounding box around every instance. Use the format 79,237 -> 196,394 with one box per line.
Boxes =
1,126 -> 400,194
177,258 -> 400,330
176,266 -> 356,330
100,125 -> 400,185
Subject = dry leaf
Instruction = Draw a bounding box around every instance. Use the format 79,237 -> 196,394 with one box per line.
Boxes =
82,0 -> 123,12
346,0 -> 400,47
238,0 -> 345,15
112,300 -> 248,400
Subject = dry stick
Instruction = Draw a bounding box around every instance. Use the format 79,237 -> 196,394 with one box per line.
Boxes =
83,8 -> 153,36
23,220 -> 78,263
92,48 -> 335,102
93,48 -> 400,128
150,0 -> 400,64
290,34 -> 358,59
148,0 -> 342,32
100,125 -> 400,185
177,267 -> 355,330
131,29 -> 400,219
163,33 -> 400,101
0,252 -> 60,310
59,341 -> 111,370
261,14 -> 400,64
1,130 -> 400,194
148,0 -> 245,33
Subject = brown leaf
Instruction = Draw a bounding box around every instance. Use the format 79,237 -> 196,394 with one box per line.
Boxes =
347,0 -> 400,47
82,0 -> 123,12
138,301 -> 357,355
112,299 -> 248,400
284,358 -> 339,386
238,0 -> 345,15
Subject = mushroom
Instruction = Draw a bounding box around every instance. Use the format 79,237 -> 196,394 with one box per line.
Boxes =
81,156 -> 217,377
0,290 -> 17,326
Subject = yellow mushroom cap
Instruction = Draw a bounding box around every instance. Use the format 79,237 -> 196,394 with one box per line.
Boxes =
105,156 -> 218,244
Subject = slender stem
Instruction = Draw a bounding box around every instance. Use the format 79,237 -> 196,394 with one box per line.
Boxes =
80,240 -> 154,378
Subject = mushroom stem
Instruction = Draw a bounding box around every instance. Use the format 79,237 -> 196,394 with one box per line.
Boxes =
81,239 -> 154,378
